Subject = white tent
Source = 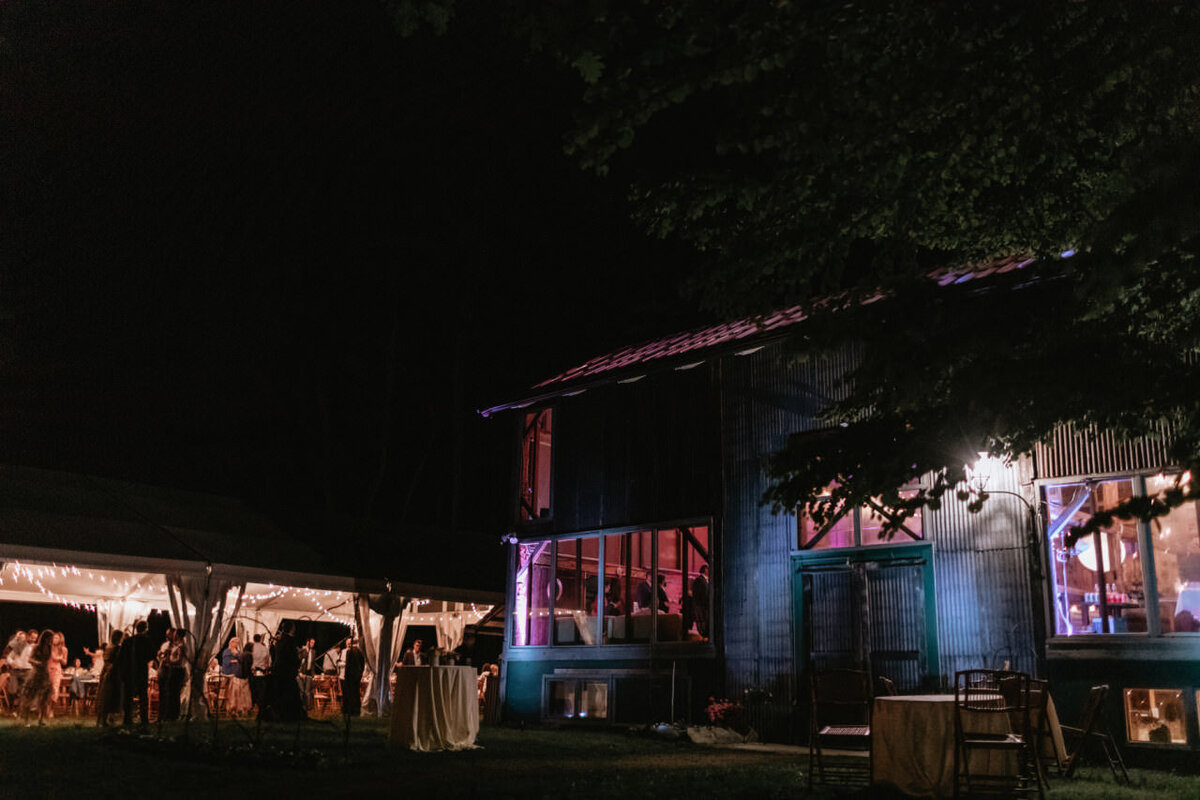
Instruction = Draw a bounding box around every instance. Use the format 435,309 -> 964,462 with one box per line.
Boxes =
0,465 -> 502,718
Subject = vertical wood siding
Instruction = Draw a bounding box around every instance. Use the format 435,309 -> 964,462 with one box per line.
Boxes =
547,366 -> 722,534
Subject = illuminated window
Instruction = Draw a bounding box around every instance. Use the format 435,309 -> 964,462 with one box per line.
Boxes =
1045,473 -> 1200,637
1125,688 -> 1187,745
513,522 -> 712,648
519,409 -> 553,523
799,490 -> 923,550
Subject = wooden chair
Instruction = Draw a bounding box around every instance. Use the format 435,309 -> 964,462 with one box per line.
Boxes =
807,669 -> 873,790
953,669 -> 1043,799
55,677 -> 73,715
1060,685 -> 1129,784
204,675 -> 223,713
311,675 -> 334,715
1027,679 -> 1060,785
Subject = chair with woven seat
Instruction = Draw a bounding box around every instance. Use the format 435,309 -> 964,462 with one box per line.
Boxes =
953,669 -> 1043,799
1027,678 -> 1059,786
808,668 -> 873,790
1060,685 -> 1129,784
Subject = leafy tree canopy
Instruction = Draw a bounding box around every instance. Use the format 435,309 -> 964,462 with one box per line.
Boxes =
522,1 -> 1200,541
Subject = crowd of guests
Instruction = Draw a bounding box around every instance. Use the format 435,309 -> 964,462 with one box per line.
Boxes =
3,620 -> 500,725
1,629 -> 74,724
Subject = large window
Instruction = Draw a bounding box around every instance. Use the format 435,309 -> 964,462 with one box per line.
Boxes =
799,490 -> 924,550
519,408 -> 553,523
1045,473 -> 1199,636
512,522 -> 712,648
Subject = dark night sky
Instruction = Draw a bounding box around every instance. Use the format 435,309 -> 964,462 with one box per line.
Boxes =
0,1 -> 710,588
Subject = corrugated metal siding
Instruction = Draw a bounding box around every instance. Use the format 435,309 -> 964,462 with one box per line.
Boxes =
719,341 -> 1039,706
719,346 -> 857,709
1034,422 -> 1175,479
927,464 -> 1038,683
868,562 -> 926,691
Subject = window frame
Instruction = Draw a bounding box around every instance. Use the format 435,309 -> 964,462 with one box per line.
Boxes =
1041,470 -> 1198,639
507,518 -> 714,653
516,406 -> 555,527
797,487 -> 925,551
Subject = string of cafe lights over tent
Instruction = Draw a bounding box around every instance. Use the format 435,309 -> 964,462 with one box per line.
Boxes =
1,562 -> 98,611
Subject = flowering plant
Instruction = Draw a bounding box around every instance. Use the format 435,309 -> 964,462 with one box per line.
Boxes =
704,696 -> 748,733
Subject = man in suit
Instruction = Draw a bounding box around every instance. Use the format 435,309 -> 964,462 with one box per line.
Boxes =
341,637 -> 365,717
399,638 -> 426,666
120,620 -> 154,727
297,637 -> 319,709
692,565 -> 710,638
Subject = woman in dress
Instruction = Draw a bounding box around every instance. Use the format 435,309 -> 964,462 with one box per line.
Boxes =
18,630 -> 53,725
219,637 -> 252,716
95,629 -> 124,727
47,632 -> 68,716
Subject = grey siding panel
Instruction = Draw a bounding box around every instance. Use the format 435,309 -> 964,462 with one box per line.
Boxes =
927,464 -> 1038,682
1034,423 -> 1175,479
719,347 -> 856,704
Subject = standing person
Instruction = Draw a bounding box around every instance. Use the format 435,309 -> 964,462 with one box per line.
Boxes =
249,633 -> 270,712
6,631 -> 30,698
83,642 -> 105,677
161,629 -> 188,721
120,620 -> 153,727
323,639 -> 346,676
297,637 -> 319,710
265,622 -> 304,721
18,630 -> 53,725
220,637 -> 251,716
692,565 -> 710,639
655,574 -> 669,613
341,637 -> 365,717
95,630 -> 123,727
398,638 -> 426,666
47,632 -> 68,717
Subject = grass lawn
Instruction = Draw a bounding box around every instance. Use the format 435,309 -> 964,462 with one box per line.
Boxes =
0,717 -> 1197,799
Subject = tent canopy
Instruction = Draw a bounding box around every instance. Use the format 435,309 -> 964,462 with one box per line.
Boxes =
0,464 -> 502,623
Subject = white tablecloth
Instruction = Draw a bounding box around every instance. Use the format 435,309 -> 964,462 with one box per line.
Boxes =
872,694 -> 1013,798
388,666 -> 479,752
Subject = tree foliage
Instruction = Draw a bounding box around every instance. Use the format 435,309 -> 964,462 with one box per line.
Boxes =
529,1 -> 1200,539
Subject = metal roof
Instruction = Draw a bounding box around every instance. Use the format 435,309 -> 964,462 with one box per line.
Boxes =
480,255 -> 1035,417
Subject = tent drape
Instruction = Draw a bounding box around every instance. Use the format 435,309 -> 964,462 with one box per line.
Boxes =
166,572 -> 244,720
96,598 -> 149,643
356,592 -> 409,716
435,606 -> 468,652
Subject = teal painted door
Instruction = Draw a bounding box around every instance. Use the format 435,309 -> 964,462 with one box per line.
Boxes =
794,546 -> 938,691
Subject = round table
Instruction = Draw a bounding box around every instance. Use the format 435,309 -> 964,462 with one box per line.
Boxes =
872,694 -> 1012,799
388,665 -> 479,752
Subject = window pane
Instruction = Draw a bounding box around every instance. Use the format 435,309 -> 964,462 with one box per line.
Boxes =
860,491 -> 924,545
519,409 -> 553,522
800,502 -> 856,549
553,538 -> 599,645
1125,688 -> 1187,745
654,529 -> 682,642
545,678 -> 609,721
605,530 -> 652,643
513,540 -> 551,646
681,525 -> 711,641
1045,479 -> 1142,635
1144,474 -> 1200,633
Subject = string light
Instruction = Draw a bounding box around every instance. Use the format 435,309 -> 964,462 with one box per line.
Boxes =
0,561 -> 493,626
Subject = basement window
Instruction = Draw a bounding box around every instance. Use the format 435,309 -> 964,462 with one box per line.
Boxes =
1125,688 -> 1187,745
